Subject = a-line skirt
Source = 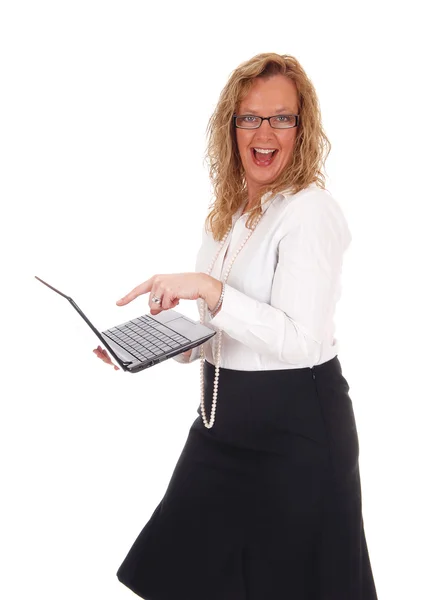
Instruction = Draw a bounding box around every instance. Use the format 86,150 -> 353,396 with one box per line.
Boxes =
116,355 -> 378,600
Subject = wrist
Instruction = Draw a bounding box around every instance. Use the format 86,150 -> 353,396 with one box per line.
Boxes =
209,282 -> 225,317
200,274 -> 223,313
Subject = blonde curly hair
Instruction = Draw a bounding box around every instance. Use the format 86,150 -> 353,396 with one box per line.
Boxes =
203,52 -> 331,241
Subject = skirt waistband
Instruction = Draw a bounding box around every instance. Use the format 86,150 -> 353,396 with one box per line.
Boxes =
204,354 -> 342,384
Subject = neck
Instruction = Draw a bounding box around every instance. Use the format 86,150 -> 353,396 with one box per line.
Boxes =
244,182 -> 265,213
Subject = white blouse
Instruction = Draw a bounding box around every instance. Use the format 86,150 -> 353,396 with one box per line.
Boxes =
173,182 -> 352,370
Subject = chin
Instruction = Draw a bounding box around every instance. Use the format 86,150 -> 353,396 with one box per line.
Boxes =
244,154 -> 287,184
251,166 -> 284,185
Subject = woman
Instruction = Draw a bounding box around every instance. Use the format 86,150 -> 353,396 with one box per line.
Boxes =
95,53 -> 378,599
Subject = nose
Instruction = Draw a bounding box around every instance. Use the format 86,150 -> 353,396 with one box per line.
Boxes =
259,117 -> 273,129
254,118 -> 275,141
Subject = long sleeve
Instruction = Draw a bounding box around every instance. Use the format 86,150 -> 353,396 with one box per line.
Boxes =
208,194 -> 352,366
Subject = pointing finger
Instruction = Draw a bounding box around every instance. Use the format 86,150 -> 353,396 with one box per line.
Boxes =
116,277 -> 153,306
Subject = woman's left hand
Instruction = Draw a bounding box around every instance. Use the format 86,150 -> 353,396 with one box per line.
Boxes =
116,272 -> 215,315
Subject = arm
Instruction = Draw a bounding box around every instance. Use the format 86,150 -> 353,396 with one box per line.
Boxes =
207,195 -> 352,365
172,277 -> 223,365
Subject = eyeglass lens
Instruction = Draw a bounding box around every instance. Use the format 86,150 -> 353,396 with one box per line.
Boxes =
235,115 -> 297,129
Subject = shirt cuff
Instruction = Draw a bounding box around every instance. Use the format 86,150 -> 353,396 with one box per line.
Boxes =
207,284 -> 244,332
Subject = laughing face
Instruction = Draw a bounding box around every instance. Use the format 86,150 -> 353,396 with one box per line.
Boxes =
235,74 -> 299,204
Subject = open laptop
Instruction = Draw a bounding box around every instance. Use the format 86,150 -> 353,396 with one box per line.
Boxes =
35,276 -> 216,373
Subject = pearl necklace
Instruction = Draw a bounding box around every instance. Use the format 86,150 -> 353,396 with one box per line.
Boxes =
199,209 -> 264,429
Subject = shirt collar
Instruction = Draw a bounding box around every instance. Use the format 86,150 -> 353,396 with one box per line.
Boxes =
241,190 -> 287,216
235,183 -> 319,220
260,190 -> 280,213
232,188 -> 293,223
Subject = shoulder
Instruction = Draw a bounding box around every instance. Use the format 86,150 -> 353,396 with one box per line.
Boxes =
284,183 -> 341,217
281,183 -> 352,249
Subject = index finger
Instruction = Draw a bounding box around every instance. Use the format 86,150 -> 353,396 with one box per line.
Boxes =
116,277 -> 153,306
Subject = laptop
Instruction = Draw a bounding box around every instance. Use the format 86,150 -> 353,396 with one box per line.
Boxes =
35,276 -> 216,373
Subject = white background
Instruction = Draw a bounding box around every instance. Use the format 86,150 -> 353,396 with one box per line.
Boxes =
1,1 -> 424,598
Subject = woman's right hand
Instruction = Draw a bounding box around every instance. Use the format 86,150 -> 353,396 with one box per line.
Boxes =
93,345 -> 120,370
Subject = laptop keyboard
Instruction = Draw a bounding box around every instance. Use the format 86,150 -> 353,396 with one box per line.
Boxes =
103,315 -> 192,362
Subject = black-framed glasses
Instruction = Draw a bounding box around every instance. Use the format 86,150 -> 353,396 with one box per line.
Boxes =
233,114 -> 299,129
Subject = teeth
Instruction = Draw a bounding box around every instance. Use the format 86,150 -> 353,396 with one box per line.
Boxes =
254,148 -> 275,154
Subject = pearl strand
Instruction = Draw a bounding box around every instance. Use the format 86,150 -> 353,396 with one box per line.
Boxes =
199,212 -> 264,429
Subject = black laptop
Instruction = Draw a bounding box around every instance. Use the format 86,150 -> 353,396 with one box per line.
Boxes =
35,276 -> 216,373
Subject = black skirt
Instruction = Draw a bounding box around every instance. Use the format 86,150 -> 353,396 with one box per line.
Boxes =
116,355 -> 378,600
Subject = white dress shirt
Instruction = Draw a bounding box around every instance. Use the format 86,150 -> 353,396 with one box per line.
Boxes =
173,182 -> 352,370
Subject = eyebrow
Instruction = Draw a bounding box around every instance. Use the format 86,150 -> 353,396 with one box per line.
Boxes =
240,107 -> 296,114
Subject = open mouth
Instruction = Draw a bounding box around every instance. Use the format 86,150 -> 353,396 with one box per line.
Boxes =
251,148 -> 278,167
